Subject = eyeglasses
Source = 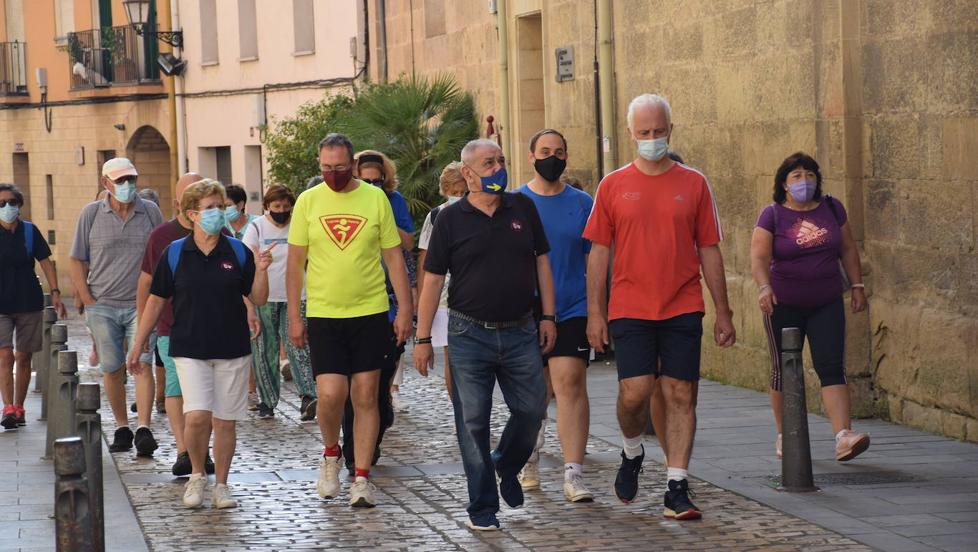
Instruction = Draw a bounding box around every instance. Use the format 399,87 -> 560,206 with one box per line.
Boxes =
320,164 -> 351,172
0,199 -> 22,208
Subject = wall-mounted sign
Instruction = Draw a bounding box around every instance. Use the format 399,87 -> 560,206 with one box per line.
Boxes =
13,143 -> 25,152
556,47 -> 574,82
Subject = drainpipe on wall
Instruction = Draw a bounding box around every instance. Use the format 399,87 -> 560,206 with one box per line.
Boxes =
597,0 -> 616,175
495,0 -> 512,173
376,0 -> 388,83
171,0 -> 188,174
160,0 -> 179,202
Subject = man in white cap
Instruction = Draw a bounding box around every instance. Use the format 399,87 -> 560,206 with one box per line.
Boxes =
70,158 -> 164,456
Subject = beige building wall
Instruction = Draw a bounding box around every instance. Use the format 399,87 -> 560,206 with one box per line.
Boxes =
371,0 -> 978,441
0,0 -> 172,294
178,0 -> 360,212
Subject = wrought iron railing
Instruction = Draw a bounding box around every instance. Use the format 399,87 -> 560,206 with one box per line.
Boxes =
67,24 -> 159,90
0,41 -> 28,96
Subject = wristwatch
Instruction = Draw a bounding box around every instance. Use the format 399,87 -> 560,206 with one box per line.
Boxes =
541,315 -> 556,323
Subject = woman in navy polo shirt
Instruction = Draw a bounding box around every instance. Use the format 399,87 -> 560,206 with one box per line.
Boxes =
128,179 -> 272,510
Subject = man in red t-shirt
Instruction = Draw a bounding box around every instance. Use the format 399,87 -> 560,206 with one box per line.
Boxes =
583,93 -> 736,521
137,172 -> 215,477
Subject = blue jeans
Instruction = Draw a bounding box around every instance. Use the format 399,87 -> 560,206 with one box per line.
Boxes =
85,303 -> 154,373
446,314 -> 547,519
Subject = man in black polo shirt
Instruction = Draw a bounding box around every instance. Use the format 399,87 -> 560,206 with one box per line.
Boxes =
414,139 -> 556,531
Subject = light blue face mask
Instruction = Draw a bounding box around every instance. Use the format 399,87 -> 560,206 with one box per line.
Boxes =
113,179 -> 136,203
225,205 -> 242,223
198,208 -> 225,235
637,137 -> 669,162
0,204 -> 19,224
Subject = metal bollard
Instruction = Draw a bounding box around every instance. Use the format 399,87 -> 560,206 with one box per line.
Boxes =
76,383 -> 104,552
780,327 -> 818,492
54,436 -> 95,552
44,335 -> 74,459
38,306 -> 58,420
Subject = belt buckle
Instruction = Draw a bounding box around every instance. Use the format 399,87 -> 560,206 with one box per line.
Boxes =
483,320 -> 500,330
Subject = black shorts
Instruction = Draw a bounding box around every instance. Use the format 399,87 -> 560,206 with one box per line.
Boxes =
764,297 -> 846,391
307,313 -> 396,377
609,313 -> 704,381
154,347 -> 164,368
544,317 -> 591,364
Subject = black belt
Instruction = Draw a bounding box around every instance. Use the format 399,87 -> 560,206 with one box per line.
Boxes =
449,310 -> 533,330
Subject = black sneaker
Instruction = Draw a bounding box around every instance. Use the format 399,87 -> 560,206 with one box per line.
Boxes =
172,451 -> 192,477
109,427 -> 134,452
257,403 -> 274,418
130,401 -> 138,413
372,446 -> 381,466
664,479 -> 702,520
205,453 -> 215,475
155,400 -> 166,414
134,427 -> 159,457
15,406 -> 26,426
466,512 -> 500,531
613,446 -> 644,504
0,406 -> 17,430
299,396 -> 317,422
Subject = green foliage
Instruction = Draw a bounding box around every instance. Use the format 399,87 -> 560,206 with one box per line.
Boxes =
263,75 -> 478,222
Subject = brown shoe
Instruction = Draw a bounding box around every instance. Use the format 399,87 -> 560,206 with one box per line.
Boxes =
835,429 -> 870,461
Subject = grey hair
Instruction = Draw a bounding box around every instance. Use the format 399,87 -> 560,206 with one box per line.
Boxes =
460,139 -> 501,164
0,183 -> 24,205
136,188 -> 160,206
318,133 -> 355,161
626,93 -> 672,128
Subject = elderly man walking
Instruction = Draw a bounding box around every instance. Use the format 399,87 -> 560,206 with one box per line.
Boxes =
415,139 -> 556,531
70,158 -> 164,455
585,94 -> 736,520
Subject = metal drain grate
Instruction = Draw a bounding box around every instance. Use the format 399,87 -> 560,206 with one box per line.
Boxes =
762,471 -> 922,488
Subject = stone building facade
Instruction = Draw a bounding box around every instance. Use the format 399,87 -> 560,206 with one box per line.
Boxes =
368,0 -> 978,440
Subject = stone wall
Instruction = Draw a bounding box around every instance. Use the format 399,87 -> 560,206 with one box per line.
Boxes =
371,0 -> 978,441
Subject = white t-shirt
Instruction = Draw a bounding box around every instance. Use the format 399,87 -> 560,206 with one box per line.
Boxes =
419,201 -> 454,309
242,215 -> 305,302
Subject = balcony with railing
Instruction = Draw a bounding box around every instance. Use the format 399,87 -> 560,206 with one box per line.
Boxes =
0,41 -> 28,96
67,24 -> 160,90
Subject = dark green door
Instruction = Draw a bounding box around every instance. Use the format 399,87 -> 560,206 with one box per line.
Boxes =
98,0 -> 113,82
143,0 -> 160,80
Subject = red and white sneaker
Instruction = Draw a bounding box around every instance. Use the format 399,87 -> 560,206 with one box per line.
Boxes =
1,405 -> 19,430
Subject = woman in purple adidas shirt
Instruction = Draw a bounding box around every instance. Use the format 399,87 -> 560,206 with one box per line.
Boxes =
750,152 -> 870,463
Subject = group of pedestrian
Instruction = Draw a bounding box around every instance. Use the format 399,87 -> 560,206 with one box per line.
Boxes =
0,91 -> 871,530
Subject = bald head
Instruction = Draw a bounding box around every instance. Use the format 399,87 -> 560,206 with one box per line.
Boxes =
173,172 -> 203,219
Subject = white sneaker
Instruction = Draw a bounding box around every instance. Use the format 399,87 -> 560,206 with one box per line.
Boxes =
563,473 -> 594,503
776,433 -> 783,460
391,391 -> 405,411
317,456 -> 342,498
349,478 -> 377,508
518,458 -> 540,490
183,473 -> 206,509
212,483 -> 237,509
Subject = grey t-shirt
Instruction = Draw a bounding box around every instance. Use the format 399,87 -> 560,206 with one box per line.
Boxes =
70,196 -> 163,307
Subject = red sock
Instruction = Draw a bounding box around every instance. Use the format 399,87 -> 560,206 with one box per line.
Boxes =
324,444 -> 341,458
354,468 -> 370,479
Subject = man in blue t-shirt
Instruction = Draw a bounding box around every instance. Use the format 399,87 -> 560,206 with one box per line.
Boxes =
515,129 -> 594,503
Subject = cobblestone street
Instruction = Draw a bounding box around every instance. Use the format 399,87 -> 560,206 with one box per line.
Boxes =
60,322 -> 872,552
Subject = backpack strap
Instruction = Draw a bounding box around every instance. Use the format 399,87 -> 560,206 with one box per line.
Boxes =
23,221 -> 34,258
824,194 -> 842,225
167,237 -> 187,275
228,237 -> 247,269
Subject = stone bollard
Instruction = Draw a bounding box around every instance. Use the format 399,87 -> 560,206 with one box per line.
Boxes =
54,436 -> 95,552
34,294 -> 51,394
75,383 -> 104,552
44,336 -> 74,459
779,327 -> 818,492
38,306 -> 58,420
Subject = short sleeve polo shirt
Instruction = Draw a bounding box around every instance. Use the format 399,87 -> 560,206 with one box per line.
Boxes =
424,192 -> 550,322
150,235 -> 256,360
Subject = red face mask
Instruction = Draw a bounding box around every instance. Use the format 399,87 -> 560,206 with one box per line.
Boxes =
322,168 -> 353,192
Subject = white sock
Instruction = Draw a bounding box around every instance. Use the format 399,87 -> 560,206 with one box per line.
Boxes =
667,467 -> 688,483
355,475 -> 368,483
622,433 -> 644,460
564,463 -> 583,480
835,429 -> 848,442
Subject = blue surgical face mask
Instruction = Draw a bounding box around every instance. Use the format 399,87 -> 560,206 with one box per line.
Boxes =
0,204 -> 19,224
476,167 -> 508,195
113,179 -> 136,203
637,137 -> 669,162
225,205 -> 241,223
197,208 -> 225,235
788,180 -> 817,203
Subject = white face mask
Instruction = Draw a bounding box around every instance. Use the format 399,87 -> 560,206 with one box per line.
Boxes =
446,195 -> 462,205
637,137 -> 669,162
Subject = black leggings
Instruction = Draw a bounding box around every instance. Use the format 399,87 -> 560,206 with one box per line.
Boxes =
763,296 -> 847,391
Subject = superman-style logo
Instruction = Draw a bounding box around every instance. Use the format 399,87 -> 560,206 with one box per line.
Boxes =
320,214 -> 367,250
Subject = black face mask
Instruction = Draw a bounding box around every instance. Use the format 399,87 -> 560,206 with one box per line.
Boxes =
270,211 -> 291,224
534,155 -> 567,182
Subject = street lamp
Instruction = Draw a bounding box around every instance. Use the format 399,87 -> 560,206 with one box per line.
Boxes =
122,0 -> 183,48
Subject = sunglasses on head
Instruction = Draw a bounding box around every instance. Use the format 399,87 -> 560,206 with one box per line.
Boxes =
0,199 -> 22,208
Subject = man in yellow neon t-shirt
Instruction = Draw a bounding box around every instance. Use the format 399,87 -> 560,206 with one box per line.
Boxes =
286,133 -> 413,509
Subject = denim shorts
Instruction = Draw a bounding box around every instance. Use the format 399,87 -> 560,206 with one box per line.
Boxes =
84,303 -> 155,373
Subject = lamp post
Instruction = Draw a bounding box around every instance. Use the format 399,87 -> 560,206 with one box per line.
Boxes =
123,0 -> 183,48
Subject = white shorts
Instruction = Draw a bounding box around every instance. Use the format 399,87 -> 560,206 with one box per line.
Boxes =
173,355 -> 251,420
431,307 -> 449,348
